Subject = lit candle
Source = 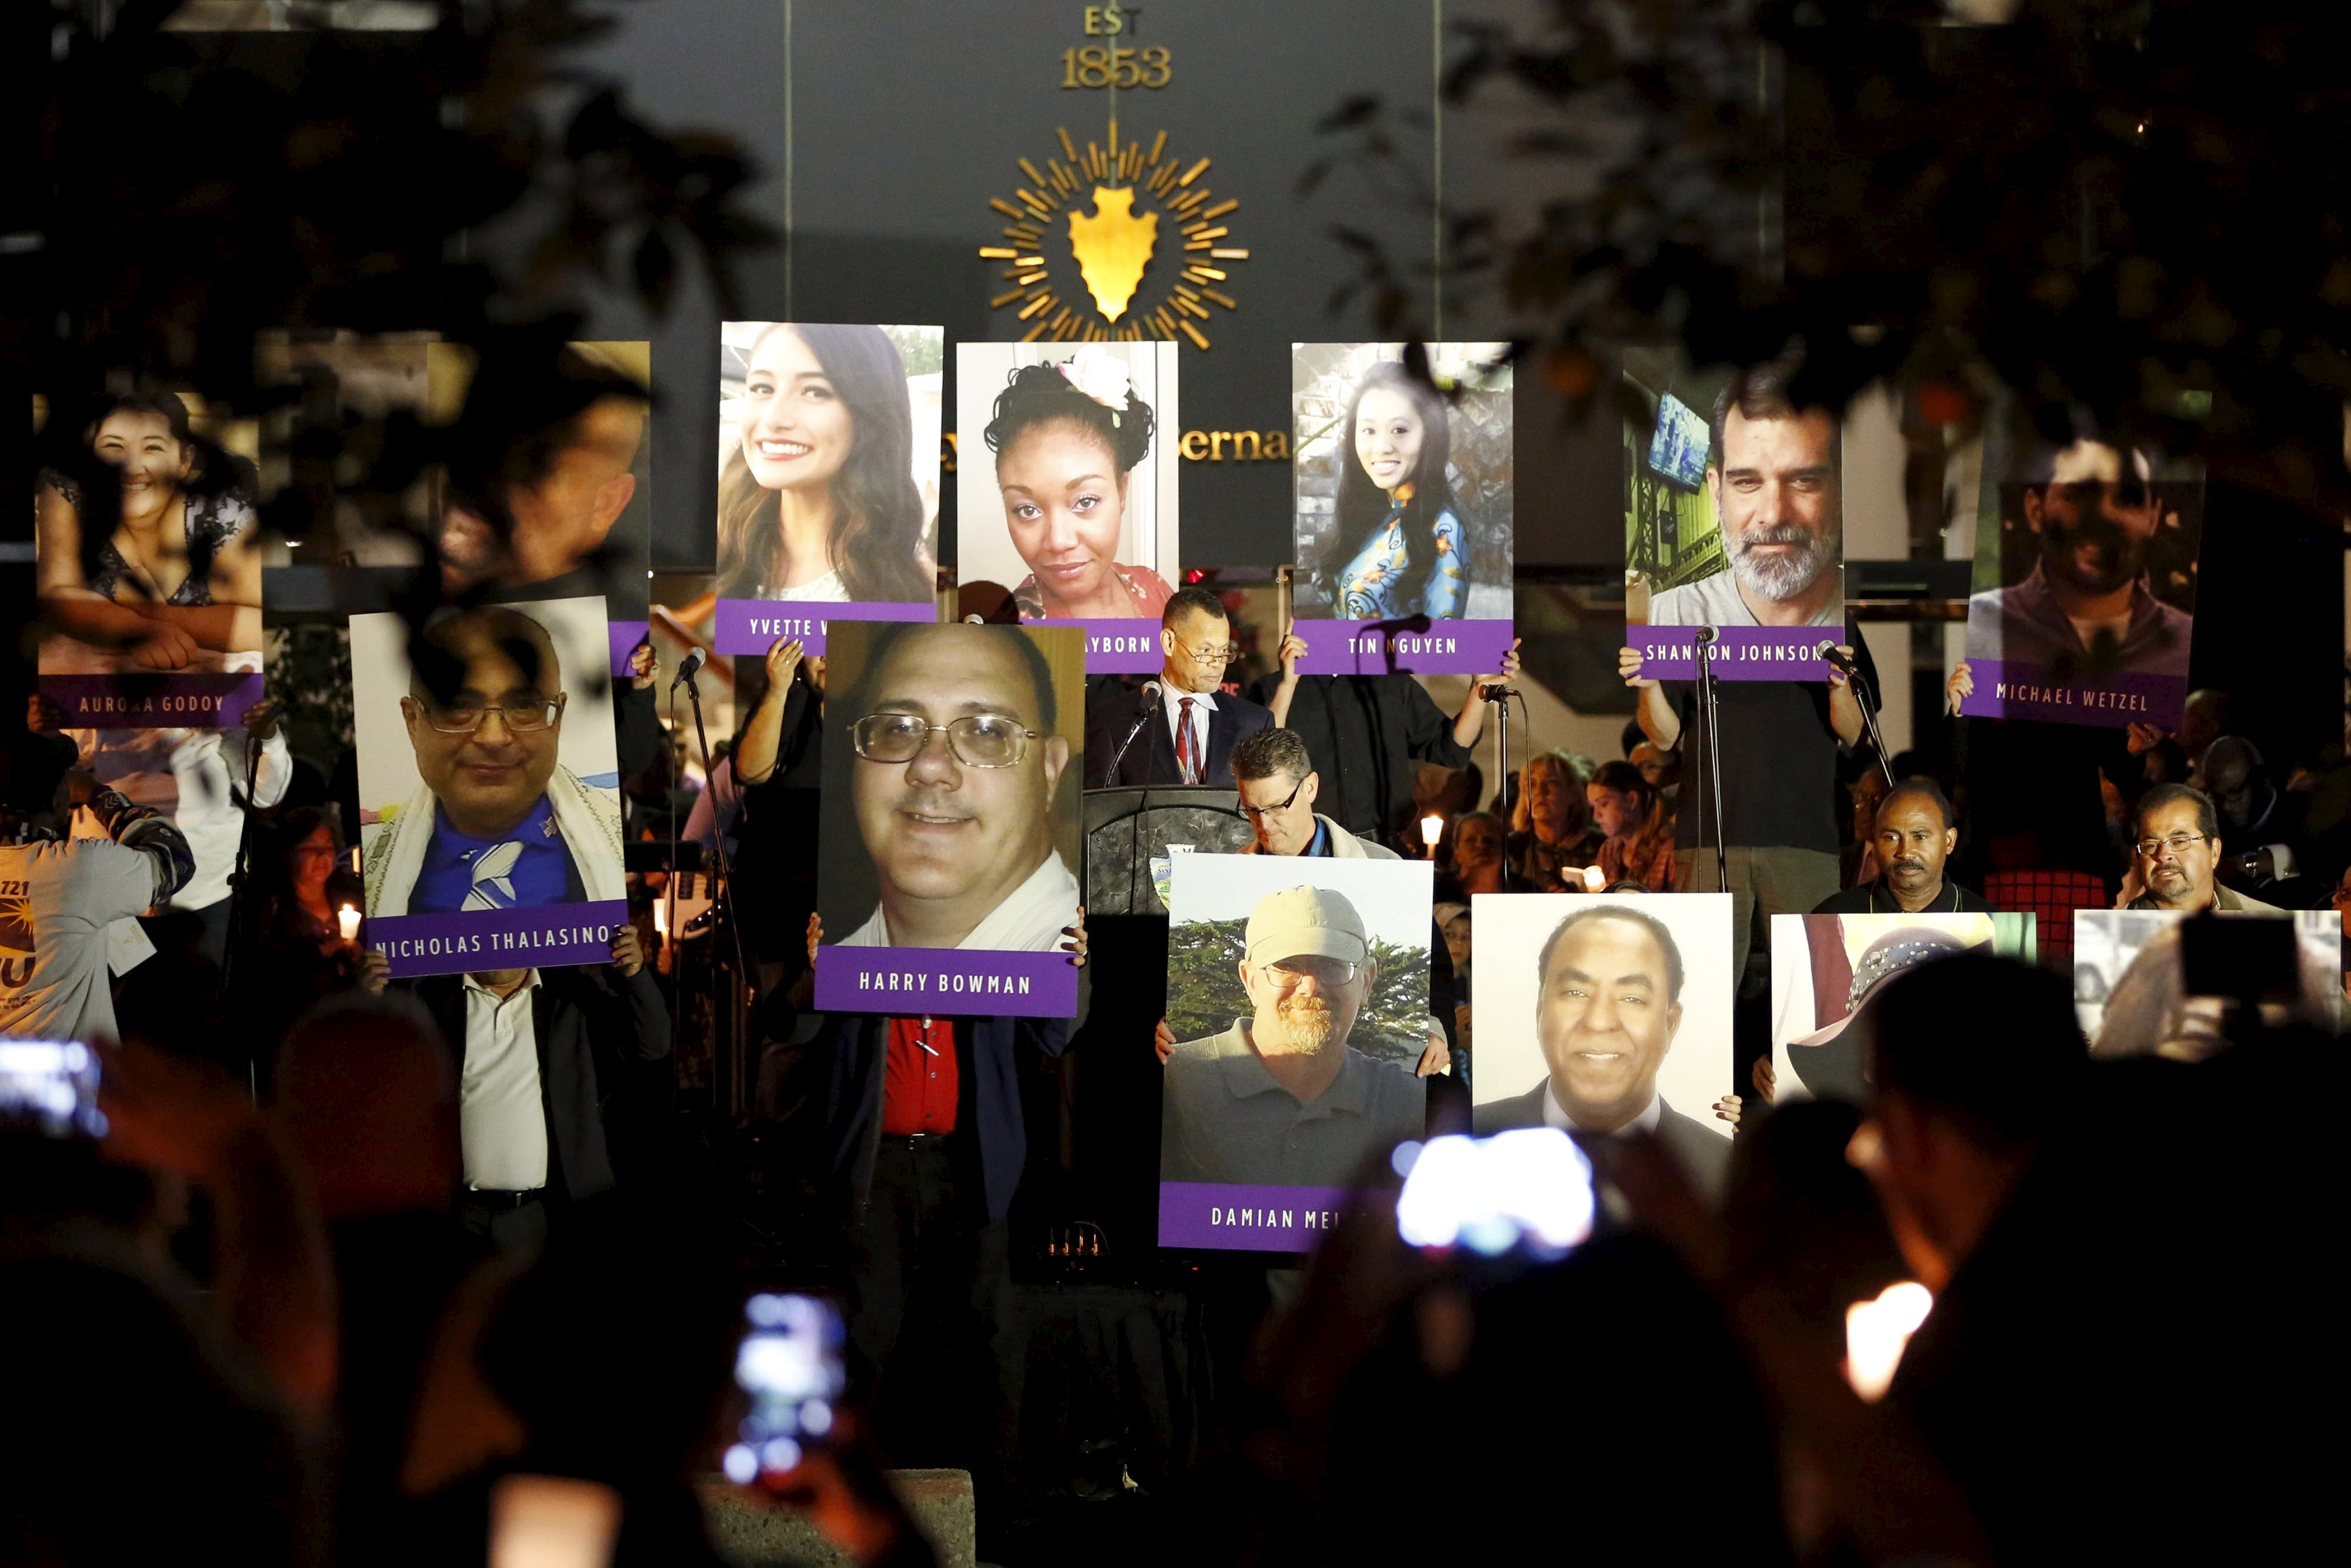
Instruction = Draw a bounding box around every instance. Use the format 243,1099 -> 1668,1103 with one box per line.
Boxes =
653,896 -> 670,938
1420,813 -> 1444,850
1581,864 -> 1606,892
1843,1280 -> 1935,1402
337,904 -> 362,942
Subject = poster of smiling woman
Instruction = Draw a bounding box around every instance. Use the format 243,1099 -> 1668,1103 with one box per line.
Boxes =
954,341 -> 1180,673
1289,342 -> 1515,674
351,597 -> 626,978
34,387 -> 265,729
713,322 -> 942,655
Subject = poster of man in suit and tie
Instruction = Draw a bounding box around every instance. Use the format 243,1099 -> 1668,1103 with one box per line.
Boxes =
351,597 -> 627,977
1471,894 -> 1736,1204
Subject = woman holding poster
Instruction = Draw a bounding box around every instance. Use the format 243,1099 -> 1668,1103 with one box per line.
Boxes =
715,322 -> 937,608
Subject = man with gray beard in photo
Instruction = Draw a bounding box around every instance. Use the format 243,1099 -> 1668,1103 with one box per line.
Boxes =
1617,357 -> 1877,1090
1160,885 -> 1425,1186
1645,362 -> 1845,631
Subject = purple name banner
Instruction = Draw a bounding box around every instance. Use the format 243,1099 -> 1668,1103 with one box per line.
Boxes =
1290,618 -> 1517,676
41,672 -> 265,729
1157,1181 -> 1355,1252
1630,625 -> 1834,682
1016,617 -> 1163,674
1958,659 -> 2187,730
367,900 -> 629,978
714,598 -> 935,657
608,619 -> 649,678
815,946 -> 1079,1019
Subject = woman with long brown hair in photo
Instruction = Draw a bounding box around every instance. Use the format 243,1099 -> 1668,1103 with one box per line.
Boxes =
36,389 -> 262,670
715,323 -> 935,604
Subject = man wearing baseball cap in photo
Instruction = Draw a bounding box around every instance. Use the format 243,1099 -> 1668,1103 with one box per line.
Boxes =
1160,884 -> 1426,1186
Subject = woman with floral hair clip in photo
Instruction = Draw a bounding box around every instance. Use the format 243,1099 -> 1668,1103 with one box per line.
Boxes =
982,345 -> 1173,622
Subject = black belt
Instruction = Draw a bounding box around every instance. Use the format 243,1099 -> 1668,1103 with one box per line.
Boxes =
461,1187 -> 547,1209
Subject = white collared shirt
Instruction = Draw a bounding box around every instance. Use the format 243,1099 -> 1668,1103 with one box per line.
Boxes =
1544,1082 -> 1664,1139
1161,683 -> 1219,781
459,970 -> 549,1191
839,851 -> 1081,952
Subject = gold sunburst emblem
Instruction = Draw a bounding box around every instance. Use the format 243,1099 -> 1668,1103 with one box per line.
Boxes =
977,122 -> 1247,349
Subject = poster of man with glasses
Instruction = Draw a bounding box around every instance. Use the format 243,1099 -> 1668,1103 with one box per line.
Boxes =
352,597 -> 627,977
1157,854 -> 1433,1252
812,621 -> 1087,1017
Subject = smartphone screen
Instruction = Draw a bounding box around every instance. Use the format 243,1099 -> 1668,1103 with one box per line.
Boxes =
0,1040 -> 105,1139
720,1292 -> 846,1485
1394,1126 -> 1597,1258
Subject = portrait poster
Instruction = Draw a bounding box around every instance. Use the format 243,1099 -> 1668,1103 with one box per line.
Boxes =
1767,912 -> 2039,1103
255,332 -> 656,676
2071,909 -> 2338,1054
1468,894 -> 1735,1195
713,322 -> 942,657
953,340 -> 1178,673
1622,352 -> 1844,681
34,385 -> 266,729
1157,853 -> 1434,1253
812,621 -> 1085,1017
351,596 -> 627,978
1957,420 -> 2204,729
1290,342 -> 1515,674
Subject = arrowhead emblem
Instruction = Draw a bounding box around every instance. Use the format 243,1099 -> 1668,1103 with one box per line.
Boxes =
1066,187 -> 1157,322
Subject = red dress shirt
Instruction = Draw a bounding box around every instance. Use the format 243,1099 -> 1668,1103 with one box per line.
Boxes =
881,1015 -> 959,1135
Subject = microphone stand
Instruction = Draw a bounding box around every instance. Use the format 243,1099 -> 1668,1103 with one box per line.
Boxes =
1694,627 -> 1729,896
220,725 -> 265,1102
1102,681 -> 1159,785
1846,660 -> 1898,793
1489,685 -> 1514,845
680,659 -> 753,1109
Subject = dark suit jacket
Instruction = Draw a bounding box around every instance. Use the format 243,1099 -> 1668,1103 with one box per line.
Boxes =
815,1012 -> 1075,1226
410,964 -> 672,1205
1084,676 -> 1272,788
1473,1080 -> 1731,1203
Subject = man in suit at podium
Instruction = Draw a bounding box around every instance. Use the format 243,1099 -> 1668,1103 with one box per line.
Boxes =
1085,586 -> 1271,786
1473,903 -> 1730,1203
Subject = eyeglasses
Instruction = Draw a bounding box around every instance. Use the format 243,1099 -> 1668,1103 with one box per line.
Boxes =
852,712 -> 1038,768
1237,775 -> 1307,821
1171,634 -> 1237,667
1261,955 -> 1360,989
2135,832 -> 2213,859
410,696 -> 565,735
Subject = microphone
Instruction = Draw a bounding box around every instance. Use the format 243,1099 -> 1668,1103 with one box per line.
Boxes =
1813,640 -> 1857,675
670,647 -> 706,690
1693,625 -> 1719,646
1136,678 -> 1163,710
1477,684 -> 1519,702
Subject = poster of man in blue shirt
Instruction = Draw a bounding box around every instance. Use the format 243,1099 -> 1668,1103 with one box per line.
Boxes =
356,599 -> 624,933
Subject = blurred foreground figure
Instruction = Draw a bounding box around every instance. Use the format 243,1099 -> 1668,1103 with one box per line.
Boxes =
1854,954 -> 2333,1563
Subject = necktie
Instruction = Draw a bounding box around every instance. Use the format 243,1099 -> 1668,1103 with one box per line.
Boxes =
1178,697 -> 1200,784
461,841 -> 524,911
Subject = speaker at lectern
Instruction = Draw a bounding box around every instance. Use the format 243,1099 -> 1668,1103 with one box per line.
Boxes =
1082,786 -> 1254,915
